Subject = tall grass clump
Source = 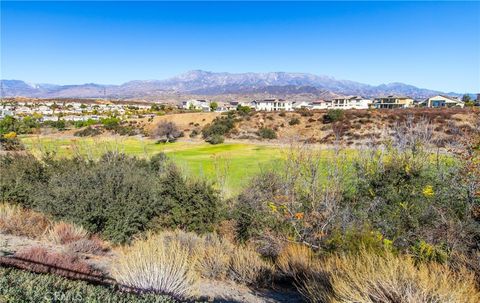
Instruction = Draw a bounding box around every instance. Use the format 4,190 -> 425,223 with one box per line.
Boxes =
0,203 -> 51,238
45,221 -> 89,244
111,232 -> 199,298
298,249 -> 480,303
198,233 -> 234,280
229,245 -> 273,285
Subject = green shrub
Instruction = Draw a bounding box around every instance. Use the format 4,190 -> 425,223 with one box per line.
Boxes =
323,109 -> 344,123
205,134 -> 224,145
257,128 -> 277,139
236,105 -> 252,116
189,129 -> 199,138
0,267 -> 175,303
1,153 -> 221,244
288,117 -> 300,126
202,114 -> 235,140
74,119 -> 98,128
100,117 -> 121,130
74,126 -> 103,137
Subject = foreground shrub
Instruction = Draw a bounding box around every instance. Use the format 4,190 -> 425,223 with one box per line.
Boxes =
298,249 -> 480,303
112,233 -> 199,298
45,221 -> 89,244
0,203 -> 51,238
1,153 -> 221,244
0,267 -> 175,303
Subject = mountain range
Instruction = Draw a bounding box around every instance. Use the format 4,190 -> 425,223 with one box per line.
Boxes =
0,70 -> 460,100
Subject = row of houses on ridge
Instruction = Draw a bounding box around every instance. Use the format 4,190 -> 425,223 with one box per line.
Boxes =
182,94 -> 470,112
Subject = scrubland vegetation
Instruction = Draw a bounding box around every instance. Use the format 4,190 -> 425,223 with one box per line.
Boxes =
1,114 -> 479,302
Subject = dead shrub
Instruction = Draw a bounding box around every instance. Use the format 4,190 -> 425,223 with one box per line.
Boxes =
297,249 -> 480,303
45,221 -> 89,244
0,203 -> 51,238
111,232 -> 199,298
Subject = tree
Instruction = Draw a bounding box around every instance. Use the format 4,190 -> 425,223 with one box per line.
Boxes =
210,102 -> 218,112
153,121 -> 182,143
462,94 -> 471,102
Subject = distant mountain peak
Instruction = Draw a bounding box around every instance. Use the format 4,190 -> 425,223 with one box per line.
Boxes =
1,71 -> 459,99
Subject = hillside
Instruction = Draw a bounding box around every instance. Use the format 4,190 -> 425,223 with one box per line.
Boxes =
147,108 -> 480,147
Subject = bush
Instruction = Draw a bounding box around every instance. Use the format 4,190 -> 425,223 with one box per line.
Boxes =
0,203 -> 51,239
45,221 -> 89,245
74,126 -> 103,137
0,267 -> 175,302
258,127 -> 277,139
202,114 -> 235,141
1,153 -> 221,244
112,233 -> 199,298
297,249 -> 480,303
323,109 -> 344,123
153,122 -> 182,143
205,134 -> 224,144
100,117 -> 121,130
189,129 -> 199,138
289,117 -> 300,126
0,132 -> 24,151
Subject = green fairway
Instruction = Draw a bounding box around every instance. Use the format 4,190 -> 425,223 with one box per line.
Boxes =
20,135 -> 283,195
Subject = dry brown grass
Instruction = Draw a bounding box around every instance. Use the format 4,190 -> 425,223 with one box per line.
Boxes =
111,232 -> 199,298
0,203 -> 51,238
65,235 -> 110,255
229,244 -> 273,285
276,243 -> 315,278
45,221 -> 89,244
298,249 -> 480,303
198,233 -> 234,280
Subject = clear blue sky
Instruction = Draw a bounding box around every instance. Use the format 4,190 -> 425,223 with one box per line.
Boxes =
1,1 -> 479,93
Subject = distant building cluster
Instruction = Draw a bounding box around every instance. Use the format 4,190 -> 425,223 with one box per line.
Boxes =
0,100 -> 153,120
181,94 -> 472,112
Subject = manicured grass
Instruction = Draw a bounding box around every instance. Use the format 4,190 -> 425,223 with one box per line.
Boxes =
20,136 -> 283,195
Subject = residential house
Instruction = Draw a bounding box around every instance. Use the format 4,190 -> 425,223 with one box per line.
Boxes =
419,95 -> 464,108
311,100 -> 331,110
331,96 -> 372,109
293,101 -> 312,110
182,99 -> 211,111
373,95 -> 414,109
251,99 -> 293,111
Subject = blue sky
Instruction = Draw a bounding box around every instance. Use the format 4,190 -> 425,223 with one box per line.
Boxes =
1,1 -> 479,93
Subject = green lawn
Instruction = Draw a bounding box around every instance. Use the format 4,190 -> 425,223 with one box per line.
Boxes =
20,135 -> 283,195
